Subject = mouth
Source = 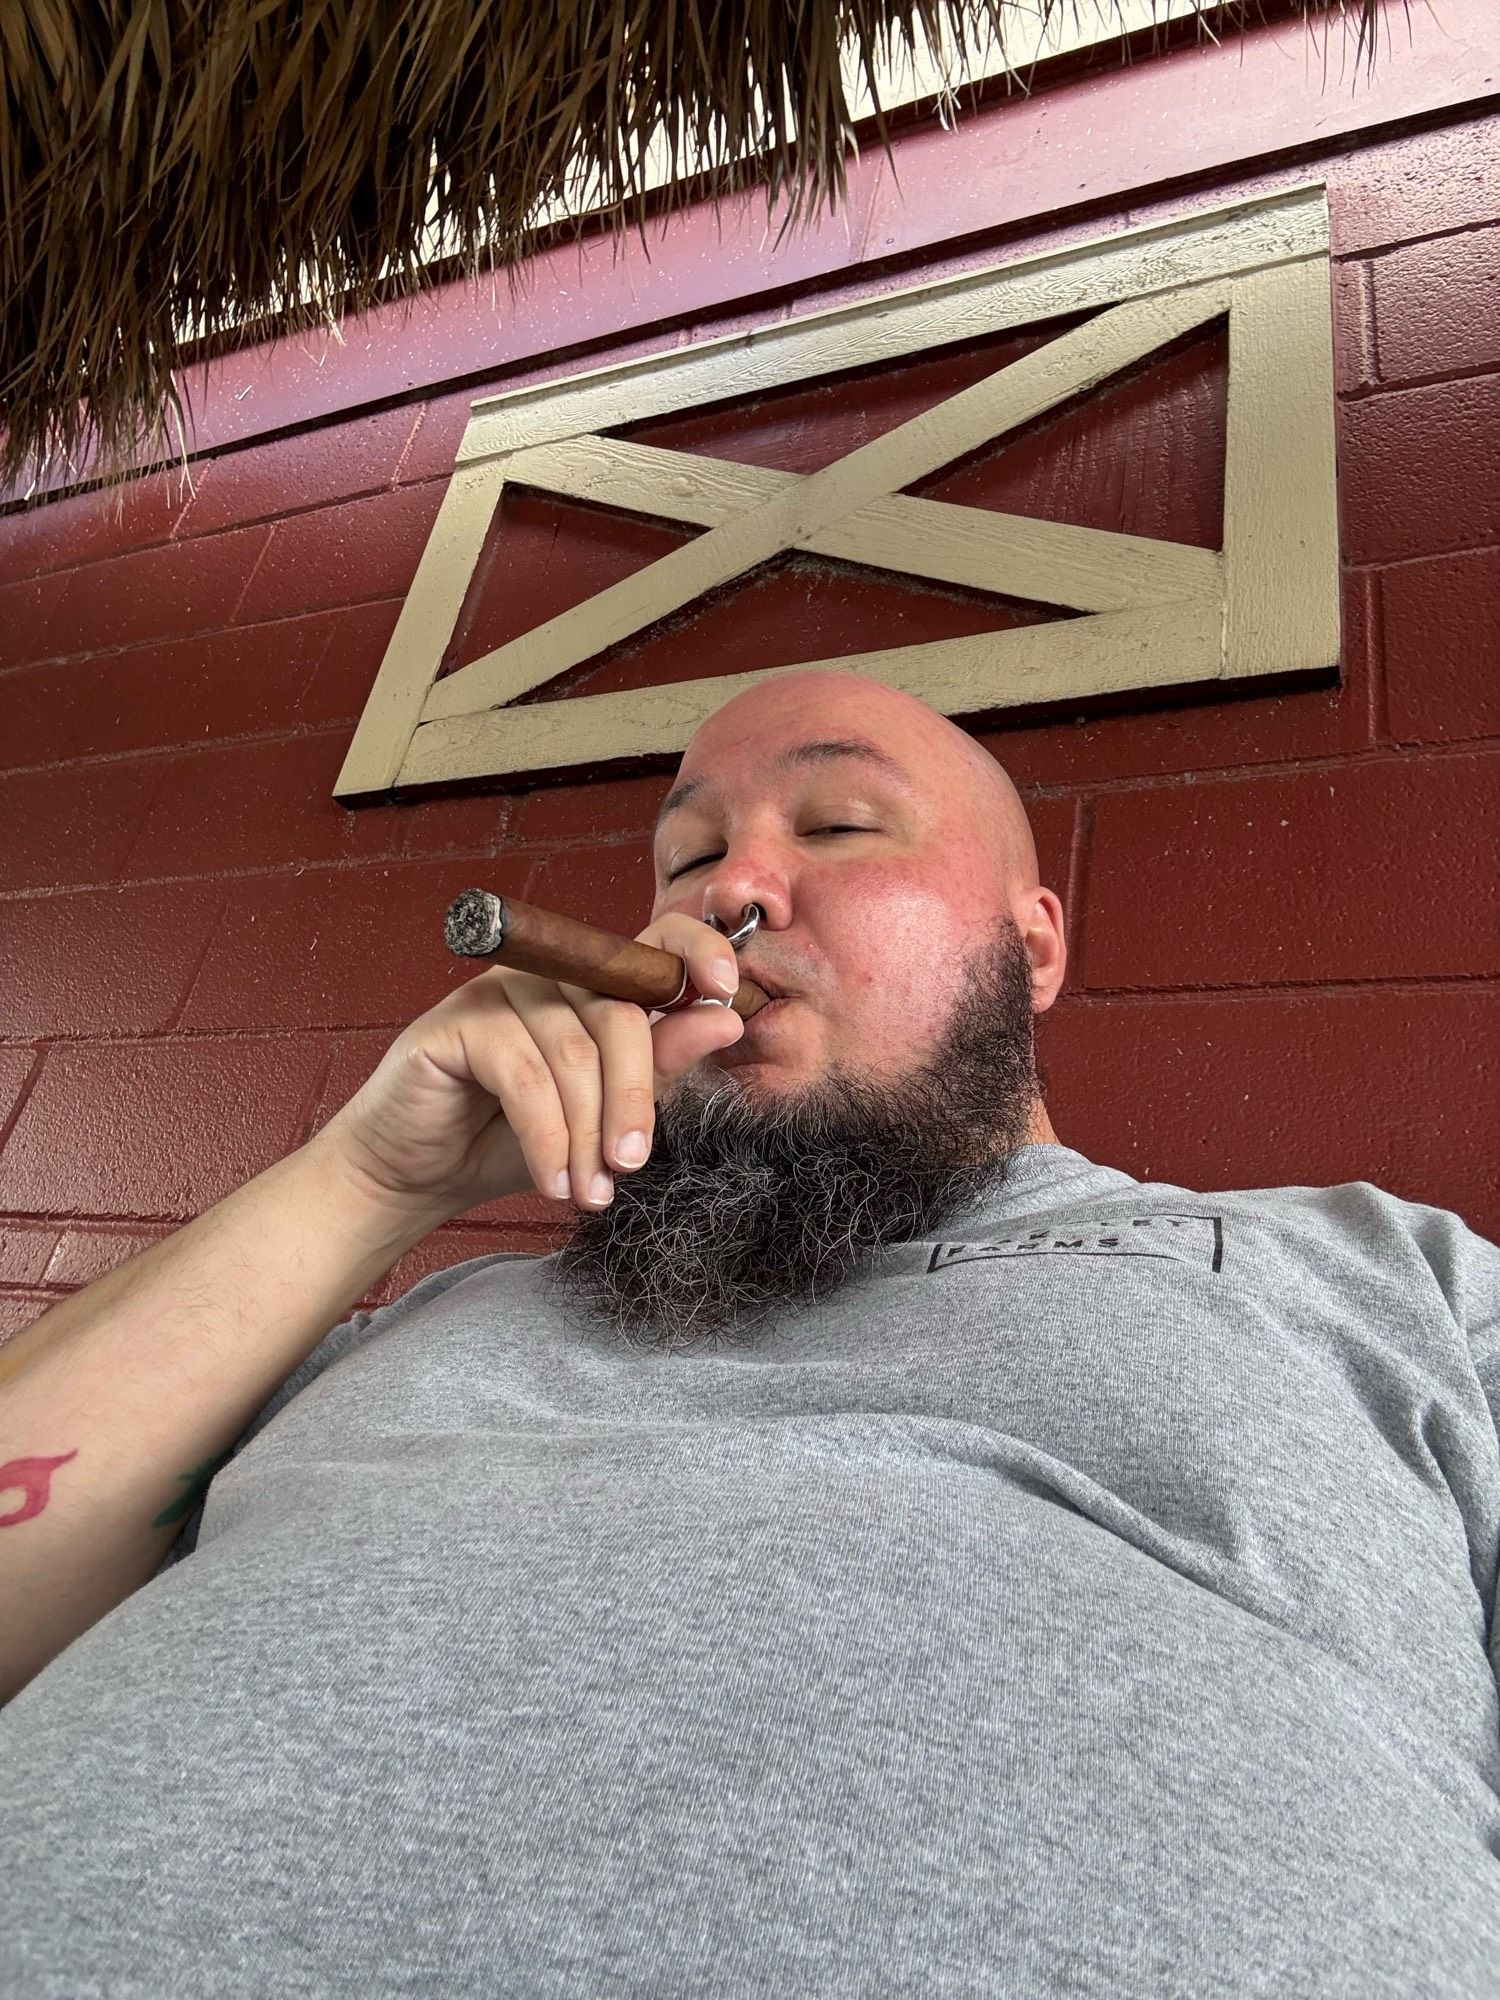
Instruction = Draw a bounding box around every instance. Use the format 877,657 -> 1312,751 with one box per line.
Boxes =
734,962 -> 788,1003
715,992 -> 793,1060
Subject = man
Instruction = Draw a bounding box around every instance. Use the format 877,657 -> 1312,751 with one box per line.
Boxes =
548,663 -> 1065,1352
3,666 -> 1498,1999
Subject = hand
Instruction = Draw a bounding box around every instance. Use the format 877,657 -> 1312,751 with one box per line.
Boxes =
307,913 -> 746,1223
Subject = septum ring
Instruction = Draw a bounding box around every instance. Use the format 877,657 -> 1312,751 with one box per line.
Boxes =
707,903 -> 764,949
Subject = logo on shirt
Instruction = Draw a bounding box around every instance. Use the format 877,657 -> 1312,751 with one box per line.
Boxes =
928,1212 -> 1224,1274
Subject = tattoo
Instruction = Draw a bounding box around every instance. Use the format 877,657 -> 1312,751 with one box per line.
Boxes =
0,1449 -> 80,1527
151,1448 -> 235,1528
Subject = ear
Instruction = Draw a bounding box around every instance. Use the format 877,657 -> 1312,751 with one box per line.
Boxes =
1022,888 -> 1068,1014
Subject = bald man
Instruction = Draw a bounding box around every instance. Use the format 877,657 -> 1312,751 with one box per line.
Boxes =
551,664 -> 1066,1349
4,667 -> 1499,2000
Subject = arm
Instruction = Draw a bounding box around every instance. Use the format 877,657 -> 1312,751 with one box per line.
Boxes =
0,904 -> 747,1707
0,1135 -> 451,1706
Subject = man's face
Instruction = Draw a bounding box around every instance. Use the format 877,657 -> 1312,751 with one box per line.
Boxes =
643,676 -> 1050,1094
544,673 -> 1066,1352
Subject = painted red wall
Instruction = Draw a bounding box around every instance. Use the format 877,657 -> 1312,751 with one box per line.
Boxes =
2,15 -> 1497,1342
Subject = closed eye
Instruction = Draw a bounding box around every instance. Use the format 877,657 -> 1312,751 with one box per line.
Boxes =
666,826 -> 873,883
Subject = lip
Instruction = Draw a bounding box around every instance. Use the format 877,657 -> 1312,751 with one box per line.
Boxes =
716,994 -> 793,1061
732,995 -> 797,1044
734,962 -> 788,1002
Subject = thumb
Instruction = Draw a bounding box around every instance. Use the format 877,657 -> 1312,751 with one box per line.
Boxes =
649,998 -> 746,1096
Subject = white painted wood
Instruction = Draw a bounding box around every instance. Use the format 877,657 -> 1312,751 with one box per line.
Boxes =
500,434 -> 1222,613
839,0 -> 1247,120
427,278 -> 1229,725
1222,258 -> 1341,679
398,597 -> 1223,789
519,2 -> 1241,243
331,180 -> 1340,802
459,182 -> 1325,464
333,461 -> 503,796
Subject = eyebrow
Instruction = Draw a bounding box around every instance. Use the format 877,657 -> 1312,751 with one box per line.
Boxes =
653,738 -> 913,840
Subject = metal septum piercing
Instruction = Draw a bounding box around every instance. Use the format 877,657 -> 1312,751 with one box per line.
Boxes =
707,903 -> 764,949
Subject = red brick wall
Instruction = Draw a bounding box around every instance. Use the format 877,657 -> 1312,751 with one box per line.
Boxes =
2,89 -> 1497,1344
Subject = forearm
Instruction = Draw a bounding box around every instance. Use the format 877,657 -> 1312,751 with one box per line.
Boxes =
0,1136 -> 450,1705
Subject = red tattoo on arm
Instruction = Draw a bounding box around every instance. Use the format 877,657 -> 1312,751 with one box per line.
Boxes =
0,1450 -> 80,1526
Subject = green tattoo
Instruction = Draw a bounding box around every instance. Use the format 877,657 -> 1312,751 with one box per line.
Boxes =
151,1447 -> 235,1528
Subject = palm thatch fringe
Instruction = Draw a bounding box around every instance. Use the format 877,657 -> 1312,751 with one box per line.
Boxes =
1,0 -> 1384,495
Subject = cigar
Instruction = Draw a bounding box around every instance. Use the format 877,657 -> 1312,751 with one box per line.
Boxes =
443,889 -> 773,1019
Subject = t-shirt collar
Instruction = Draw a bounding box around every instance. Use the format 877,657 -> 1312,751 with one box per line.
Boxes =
934,1142 -> 1138,1233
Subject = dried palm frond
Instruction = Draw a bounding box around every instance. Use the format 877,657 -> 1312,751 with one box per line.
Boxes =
0,0 -> 1385,494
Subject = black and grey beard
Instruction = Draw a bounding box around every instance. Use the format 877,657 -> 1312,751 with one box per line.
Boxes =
544,915 -> 1045,1355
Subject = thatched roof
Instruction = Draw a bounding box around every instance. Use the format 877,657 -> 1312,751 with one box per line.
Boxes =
2,0 -> 1382,493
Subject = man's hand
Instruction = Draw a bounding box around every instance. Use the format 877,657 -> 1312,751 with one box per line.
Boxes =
309,914 -> 745,1223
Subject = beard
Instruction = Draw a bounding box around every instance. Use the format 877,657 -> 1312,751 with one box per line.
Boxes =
544,913 -> 1046,1355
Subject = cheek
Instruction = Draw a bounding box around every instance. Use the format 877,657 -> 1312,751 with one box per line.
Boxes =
830,871 -> 974,1038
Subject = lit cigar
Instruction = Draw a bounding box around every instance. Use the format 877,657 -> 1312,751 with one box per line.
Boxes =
443,888 -> 773,1020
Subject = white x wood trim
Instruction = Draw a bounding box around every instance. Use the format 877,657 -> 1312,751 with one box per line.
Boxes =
492,433 -> 1221,614
334,180 -> 1337,801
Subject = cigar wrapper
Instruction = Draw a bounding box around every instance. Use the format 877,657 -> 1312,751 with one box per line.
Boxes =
443,888 -> 773,1020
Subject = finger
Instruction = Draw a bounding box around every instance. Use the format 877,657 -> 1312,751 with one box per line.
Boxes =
563,986 -> 743,1179
506,979 -> 617,1208
645,996 -> 745,1089
449,973 -> 576,1205
577,984 -> 747,1170
560,989 -> 660,1176
637,912 -> 744,1003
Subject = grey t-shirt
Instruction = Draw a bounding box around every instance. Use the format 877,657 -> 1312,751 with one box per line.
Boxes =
4,1142 -> 1500,1998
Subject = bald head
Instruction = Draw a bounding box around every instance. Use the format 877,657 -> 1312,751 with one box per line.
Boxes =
648,662 -> 1067,1098
672,667 -> 1040,911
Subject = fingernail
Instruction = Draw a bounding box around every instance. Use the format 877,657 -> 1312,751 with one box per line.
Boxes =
551,1171 -> 572,1200
615,1130 -> 648,1167
589,1171 -> 614,1204
712,961 -> 738,994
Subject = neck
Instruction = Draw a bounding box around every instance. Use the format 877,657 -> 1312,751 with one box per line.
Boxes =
1025,1099 -> 1061,1147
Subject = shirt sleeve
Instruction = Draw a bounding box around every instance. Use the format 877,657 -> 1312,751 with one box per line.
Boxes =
1428,1211 -> 1500,1426
1408,1202 -> 1500,1688
149,1248 -> 537,1577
